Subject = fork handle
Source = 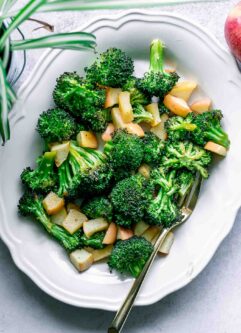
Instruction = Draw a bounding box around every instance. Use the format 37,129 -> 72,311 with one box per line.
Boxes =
108,228 -> 170,333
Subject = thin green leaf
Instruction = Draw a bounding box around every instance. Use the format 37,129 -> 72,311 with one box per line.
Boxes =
11,32 -> 96,51
0,0 -> 47,50
0,59 -> 10,143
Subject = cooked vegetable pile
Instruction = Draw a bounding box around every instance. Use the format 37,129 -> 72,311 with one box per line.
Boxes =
18,39 -> 230,278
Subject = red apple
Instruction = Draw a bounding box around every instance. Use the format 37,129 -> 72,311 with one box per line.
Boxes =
225,2 -> 241,63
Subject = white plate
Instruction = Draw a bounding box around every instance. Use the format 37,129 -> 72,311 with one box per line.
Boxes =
1,11 -> 241,310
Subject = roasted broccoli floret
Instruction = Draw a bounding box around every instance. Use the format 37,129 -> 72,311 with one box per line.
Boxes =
142,132 -> 165,166
81,196 -> 113,221
36,108 -> 76,143
21,152 -> 57,192
122,77 -> 151,105
159,103 -> 171,115
138,39 -> 179,97
81,108 -> 111,133
85,48 -> 134,87
189,110 -> 230,148
104,130 -> 144,174
165,115 -> 197,141
162,141 -> 212,178
80,231 -> 106,249
110,174 -> 151,227
18,191 -> 80,251
150,167 -> 179,195
177,170 -> 195,200
108,236 -> 153,277
53,72 -> 105,116
133,104 -> 154,124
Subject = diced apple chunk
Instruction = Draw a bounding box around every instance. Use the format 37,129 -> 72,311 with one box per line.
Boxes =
190,98 -> 212,113
145,103 -> 161,126
77,131 -> 98,149
92,245 -> 114,262
204,141 -> 227,156
119,91 -> 134,122
70,249 -> 93,272
43,192 -> 65,215
50,208 -> 67,226
111,107 -> 126,129
170,81 -> 197,101
134,220 -> 150,236
150,114 -> 169,140
62,209 -> 87,234
142,226 -> 160,242
105,87 -> 122,108
102,123 -> 115,142
163,94 -> 192,117
83,218 -> 109,238
102,222 -> 117,245
66,203 -> 80,212
117,226 -> 134,240
51,141 -> 70,167
159,231 -> 174,255
138,164 -> 151,179
124,123 -> 145,137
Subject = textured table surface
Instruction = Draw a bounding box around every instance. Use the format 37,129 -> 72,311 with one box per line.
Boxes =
1,1 -> 241,332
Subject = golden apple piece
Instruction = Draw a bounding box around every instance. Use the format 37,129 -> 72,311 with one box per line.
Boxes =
150,113 -> 169,140
51,141 -> 70,167
42,192 -> 65,215
92,245 -> 114,262
124,123 -> 145,137
83,218 -> 109,238
159,231 -> 174,255
138,164 -> 151,179
102,123 -> 115,142
117,226 -> 134,240
70,249 -> 94,272
62,209 -> 87,235
142,226 -> 160,242
204,141 -> 227,156
102,222 -> 117,245
66,202 -> 80,212
118,91 -> 134,123
134,220 -> 150,237
190,98 -> 212,113
105,87 -> 122,108
145,103 -> 161,126
111,107 -> 126,129
50,207 -> 67,226
77,131 -> 98,149
163,94 -> 192,117
170,81 -> 197,101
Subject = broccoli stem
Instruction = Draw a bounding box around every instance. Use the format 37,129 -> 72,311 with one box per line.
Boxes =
33,196 -> 80,251
172,123 -> 197,132
206,127 -> 230,148
150,39 -> 165,74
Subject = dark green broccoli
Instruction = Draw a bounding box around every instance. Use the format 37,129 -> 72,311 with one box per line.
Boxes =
81,196 -> 113,221
21,152 -> 57,192
165,115 -> 197,141
36,108 -> 76,143
108,236 -> 153,277
189,110 -> 230,148
142,132 -> 165,166
104,129 -> 144,173
177,170 -> 195,201
85,48 -> 134,87
145,187 -> 181,227
138,39 -> 179,97
53,72 -> 105,116
57,159 -> 82,198
150,167 -> 179,196
81,108 -> 111,133
18,191 -> 80,251
133,104 -> 154,124
122,77 -> 151,105
162,141 -> 212,178
80,231 -> 106,249
110,174 -> 151,227
159,103 -> 171,115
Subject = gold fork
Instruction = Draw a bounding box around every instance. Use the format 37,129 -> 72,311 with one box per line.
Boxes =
108,173 -> 203,333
